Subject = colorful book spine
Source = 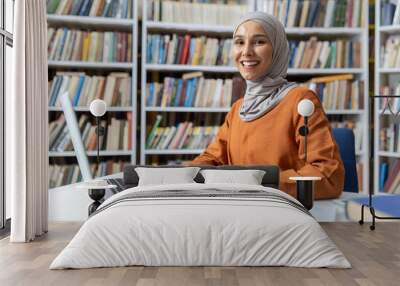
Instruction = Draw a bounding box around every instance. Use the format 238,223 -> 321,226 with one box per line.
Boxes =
306,75 -> 363,110
48,72 -> 131,107
288,37 -> 361,69
47,28 -> 131,63
146,74 -> 233,108
146,120 -> 220,151
149,0 -> 248,26
47,0 -> 132,18
146,33 -> 233,67
256,0 -> 363,27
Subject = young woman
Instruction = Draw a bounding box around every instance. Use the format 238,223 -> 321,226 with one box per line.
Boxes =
192,12 -> 345,200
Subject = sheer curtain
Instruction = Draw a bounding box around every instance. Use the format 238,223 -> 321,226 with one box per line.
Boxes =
6,0 -> 48,242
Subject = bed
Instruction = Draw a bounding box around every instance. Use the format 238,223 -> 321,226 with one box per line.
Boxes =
50,165 -> 350,269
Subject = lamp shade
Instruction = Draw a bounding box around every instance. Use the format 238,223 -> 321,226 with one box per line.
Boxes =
297,99 -> 315,117
89,99 -> 107,117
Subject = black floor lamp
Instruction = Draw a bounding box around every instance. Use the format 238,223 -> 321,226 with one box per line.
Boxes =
87,99 -> 107,215
289,99 -> 321,210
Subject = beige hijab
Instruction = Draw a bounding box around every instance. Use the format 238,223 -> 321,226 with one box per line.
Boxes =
233,11 -> 298,122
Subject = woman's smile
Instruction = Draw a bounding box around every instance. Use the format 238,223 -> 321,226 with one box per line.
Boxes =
241,60 -> 261,67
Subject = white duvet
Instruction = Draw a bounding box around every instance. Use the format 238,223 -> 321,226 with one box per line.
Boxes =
50,183 -> 351,269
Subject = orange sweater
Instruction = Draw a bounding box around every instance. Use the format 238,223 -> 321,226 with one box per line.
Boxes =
192,86 -> 345,200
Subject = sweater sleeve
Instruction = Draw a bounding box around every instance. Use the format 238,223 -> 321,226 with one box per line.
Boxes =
191,107 -> 233,166
279,89 -> 345,200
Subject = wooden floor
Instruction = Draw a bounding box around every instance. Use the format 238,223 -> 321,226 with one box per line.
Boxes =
1,222 -> 400,286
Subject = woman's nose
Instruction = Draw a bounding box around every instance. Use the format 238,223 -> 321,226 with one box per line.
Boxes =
242,42 -> 254,56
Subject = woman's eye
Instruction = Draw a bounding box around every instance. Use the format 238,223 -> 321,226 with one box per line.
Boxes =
234,40 -> 244,45
255,40 -> 266,45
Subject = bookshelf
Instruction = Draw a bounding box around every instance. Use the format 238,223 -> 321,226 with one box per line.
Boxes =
49,150 -> 133,157
48,106 -> 133,112
46,0 -> 138,187
374,0 -> 400,194
145,64 -> 238,73
140,0 -> 253,163
145,107 -> 231,113
141,0 -> 370,194
48,61 -> 133,70
47,14 -> 135,29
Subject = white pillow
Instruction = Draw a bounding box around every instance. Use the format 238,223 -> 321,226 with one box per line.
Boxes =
200,169 -> 266,185
135,167 -> 200,186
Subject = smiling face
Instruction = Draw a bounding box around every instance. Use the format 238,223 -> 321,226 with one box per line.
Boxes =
233,21 -> 273,81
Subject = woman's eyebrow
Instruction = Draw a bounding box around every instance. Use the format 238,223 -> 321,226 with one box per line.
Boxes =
233,34 -> 269,39
252,34 -> 269,38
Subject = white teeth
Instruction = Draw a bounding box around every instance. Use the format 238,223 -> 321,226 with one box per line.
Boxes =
242,61 -> 258,66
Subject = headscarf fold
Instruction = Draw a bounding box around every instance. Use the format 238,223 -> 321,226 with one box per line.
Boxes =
233,11 -> 298,121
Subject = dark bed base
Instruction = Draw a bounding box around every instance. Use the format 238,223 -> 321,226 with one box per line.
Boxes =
87,165 -> 316,215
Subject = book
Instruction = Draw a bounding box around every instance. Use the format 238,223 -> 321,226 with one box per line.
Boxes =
383,160 -> 400,193
126,112 -> 132,149
379,163 -> 389,192
48,0 -> 62,13
382,1 -> 397,25
306,0 -> 319,27
146,115 -> 163,148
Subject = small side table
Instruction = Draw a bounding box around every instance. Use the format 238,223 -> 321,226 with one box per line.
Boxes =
77,182 -> 117,216
289,176 -> 321,210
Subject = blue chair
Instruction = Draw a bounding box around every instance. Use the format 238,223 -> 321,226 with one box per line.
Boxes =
332,128 -> 359,193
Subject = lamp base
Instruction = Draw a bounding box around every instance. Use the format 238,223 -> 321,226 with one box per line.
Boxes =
296,180 -> 314,210
289,177 -> 321,210
88,188 -> 105,216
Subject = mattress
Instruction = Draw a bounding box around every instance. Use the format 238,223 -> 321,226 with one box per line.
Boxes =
50,183 -> 351,269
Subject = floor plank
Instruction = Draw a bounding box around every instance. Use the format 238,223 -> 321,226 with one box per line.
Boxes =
0,222 -> 399,286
